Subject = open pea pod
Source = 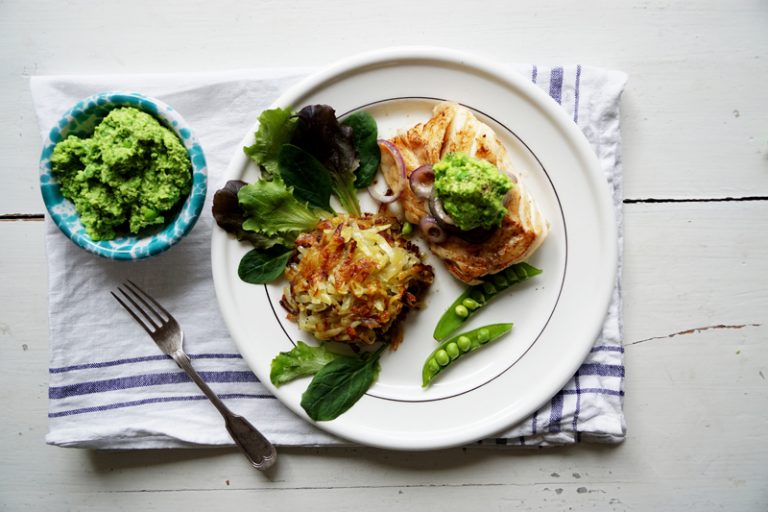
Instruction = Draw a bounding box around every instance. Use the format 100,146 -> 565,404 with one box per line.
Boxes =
422,323 -> 513,387
432,262 -> 542,341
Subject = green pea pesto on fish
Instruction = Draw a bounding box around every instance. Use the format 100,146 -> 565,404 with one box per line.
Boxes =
383,101 -> 549,284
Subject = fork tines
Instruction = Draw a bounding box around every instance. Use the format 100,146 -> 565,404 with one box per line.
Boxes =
111,280 -> 171,334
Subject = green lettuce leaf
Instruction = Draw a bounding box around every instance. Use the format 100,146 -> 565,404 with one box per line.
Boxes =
243,107 -> 297,179
212,180 -> 284,248
270,341 -> 340,387
237,178 -> 322,237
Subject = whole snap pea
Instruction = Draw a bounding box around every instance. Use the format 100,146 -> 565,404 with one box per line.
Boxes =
432,262 -> 542,341
421,323 -> 513,387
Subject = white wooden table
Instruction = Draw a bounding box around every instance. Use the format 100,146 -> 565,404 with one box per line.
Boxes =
2,1 -> 766,509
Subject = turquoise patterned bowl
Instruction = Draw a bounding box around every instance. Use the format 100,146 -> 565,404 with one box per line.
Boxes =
39,92 -> 208,260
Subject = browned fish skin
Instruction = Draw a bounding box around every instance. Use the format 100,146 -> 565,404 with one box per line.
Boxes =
389,102 -> 548,284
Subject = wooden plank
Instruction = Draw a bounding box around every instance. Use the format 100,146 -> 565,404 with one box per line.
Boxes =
1,201 -> 766,509
1,0 -> 767,213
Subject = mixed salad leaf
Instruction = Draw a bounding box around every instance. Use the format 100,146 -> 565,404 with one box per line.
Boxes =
241,104 -> 376,216
238,178 -> 322,239
299,346 -> 384,421
277,143 -> 334,212
238,246 -> 295,285
215,104 -> 382,283
270,341 -> 341,387
342,111 -> 380,189
243,107 -> 296,179
291,104 -> 363,215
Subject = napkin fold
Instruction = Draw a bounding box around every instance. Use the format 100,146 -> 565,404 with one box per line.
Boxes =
31,63 -> 627,448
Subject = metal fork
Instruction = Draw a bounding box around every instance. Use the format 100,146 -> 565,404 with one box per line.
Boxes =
111,280 -> 277,471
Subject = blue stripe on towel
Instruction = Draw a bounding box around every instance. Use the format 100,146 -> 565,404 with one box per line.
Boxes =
49,393 -> 276,418
50,353 -> 244,374
49,370 -> 258,399
549,67 -> 564,104
579,363 -> 625,378
548,391 -> 564,433
574,64 -> 582,123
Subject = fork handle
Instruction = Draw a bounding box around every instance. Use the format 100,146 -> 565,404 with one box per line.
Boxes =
171,351 -> 277,470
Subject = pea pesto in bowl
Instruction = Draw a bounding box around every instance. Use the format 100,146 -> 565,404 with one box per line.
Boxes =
39,92 -> 207,260
51,107 -> 192,241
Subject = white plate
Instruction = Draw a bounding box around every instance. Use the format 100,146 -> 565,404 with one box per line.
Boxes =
211,47 -> 617,450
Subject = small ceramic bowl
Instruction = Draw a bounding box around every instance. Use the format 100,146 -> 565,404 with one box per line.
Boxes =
39,92 -> 208,260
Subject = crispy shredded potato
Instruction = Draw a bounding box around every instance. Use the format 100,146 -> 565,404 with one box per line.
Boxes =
281,214 -> 434,347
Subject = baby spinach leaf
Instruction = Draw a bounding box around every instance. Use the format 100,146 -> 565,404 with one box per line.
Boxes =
342,111 -> 380,189
278,144 -> 334,212
300,346 -> 384,421
243,107 -> 297,179
270,341 -> 340,387
237,245 -> 293,284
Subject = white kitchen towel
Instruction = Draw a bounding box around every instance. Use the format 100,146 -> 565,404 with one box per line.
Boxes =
31,64 -> 627,448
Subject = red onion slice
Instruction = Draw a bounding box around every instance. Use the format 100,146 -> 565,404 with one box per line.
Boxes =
367,140 -> 406,204
408,165 -> 434,198
428,193 -> 457,228
367,179 -> 399,203
419,215 -> 447,243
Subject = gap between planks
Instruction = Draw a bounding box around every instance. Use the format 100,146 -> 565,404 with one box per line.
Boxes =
0,214 -> 44,221
94,480 -> 627,494
624,196 -> 768,204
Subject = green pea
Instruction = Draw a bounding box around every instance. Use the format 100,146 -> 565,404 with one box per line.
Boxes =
446,342 -> 460,360
504,266 -> 521,282
457,335 -> 472,352
435,350 -> 450,366
482,282 -> 497,296
426,358 -> 440,374
476,328 -> 491,344
454,304 -> 469,318
401,222 -> 413,236
462,298 -> 481,310
492,274 -> 508,288
514,266 -> 528,280
142,207 -> 158,220
470,290 -> 486,303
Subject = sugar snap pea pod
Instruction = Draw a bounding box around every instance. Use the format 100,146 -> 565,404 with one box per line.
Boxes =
422,323 -> 513,387
432,262 -> 542,341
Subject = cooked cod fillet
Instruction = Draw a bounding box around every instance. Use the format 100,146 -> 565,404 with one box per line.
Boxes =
390,101 -> 549,284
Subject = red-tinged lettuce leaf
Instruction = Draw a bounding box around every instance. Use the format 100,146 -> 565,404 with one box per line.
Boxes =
291,105 -> 361,215
292,105 -> 359,176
